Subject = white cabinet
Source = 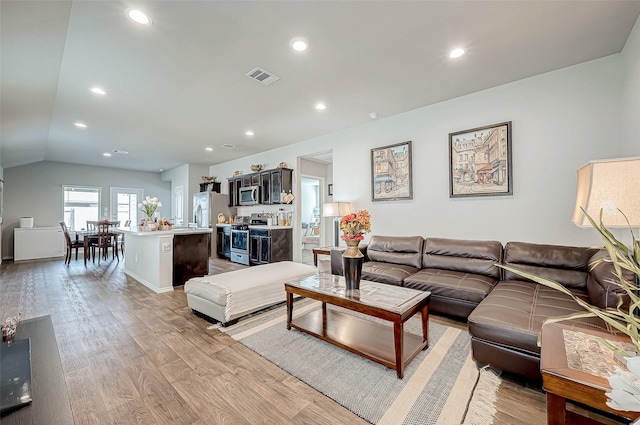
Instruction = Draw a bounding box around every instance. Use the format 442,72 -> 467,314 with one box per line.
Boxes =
14,227 -> 65,261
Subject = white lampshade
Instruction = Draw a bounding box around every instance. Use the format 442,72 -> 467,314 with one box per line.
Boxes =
322,202 -> 351,218
572,157 -> 640,228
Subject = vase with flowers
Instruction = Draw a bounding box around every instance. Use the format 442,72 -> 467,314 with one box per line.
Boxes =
139,196 -> 162,231
339,210 -> 371,290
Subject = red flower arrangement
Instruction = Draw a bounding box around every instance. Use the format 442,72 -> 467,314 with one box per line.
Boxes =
339,210 -> 371,240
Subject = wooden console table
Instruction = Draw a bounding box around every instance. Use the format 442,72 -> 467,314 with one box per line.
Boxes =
540,322 -> 640,424
2,316 -> 73,424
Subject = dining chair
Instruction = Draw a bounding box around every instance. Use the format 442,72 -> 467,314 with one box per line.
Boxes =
91,220 -> 117,264
59,221 -> 83,265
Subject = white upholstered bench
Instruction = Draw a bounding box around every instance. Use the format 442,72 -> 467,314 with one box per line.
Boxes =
184,261 -> 317,326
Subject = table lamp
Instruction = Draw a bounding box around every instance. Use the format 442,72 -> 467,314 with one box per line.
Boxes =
572,157 -> 640,229
572,157 -> 640,289
322,202 -> 351,246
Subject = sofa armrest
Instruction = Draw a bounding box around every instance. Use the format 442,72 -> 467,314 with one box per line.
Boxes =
329,244 -> 369,276
587,250 -> 630,309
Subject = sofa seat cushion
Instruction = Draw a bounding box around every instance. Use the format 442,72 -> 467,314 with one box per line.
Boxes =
468,280 -> 608,356
403,268 -> 497,305
362,261 -> 419,286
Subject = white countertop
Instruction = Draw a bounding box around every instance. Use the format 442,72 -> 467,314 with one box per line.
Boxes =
118,226 -> 213,236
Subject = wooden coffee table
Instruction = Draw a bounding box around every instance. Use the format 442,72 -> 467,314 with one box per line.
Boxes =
285,273 -> 431,378
541,322 -> 640,424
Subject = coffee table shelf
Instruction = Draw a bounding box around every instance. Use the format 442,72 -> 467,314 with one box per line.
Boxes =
285,274 -> 431,378
290,308 -> 427,370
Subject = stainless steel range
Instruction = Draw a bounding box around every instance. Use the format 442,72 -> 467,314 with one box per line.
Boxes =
230,221 -> 250,265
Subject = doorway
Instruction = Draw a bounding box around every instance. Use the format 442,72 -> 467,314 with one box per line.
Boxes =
300,177 -> 322,264
110,187 -> 143,225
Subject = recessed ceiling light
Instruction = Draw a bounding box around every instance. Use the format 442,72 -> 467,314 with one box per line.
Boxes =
90,87 -> 107,96
126,9 -> 151,25
315,103 -> 327,111
245,130 -> 254,136
74,122 -> 87,128
290,37 -> 308,52
159,168 -> 164,172
205,147 -> 213,151
103,152 -> 112,157
449,48 -> 465,59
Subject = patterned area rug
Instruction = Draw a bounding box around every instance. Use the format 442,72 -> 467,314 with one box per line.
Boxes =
218,300 -> 500,424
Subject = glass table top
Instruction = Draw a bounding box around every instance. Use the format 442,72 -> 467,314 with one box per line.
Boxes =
286,273 -> 430,314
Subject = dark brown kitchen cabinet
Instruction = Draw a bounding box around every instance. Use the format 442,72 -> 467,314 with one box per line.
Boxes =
228,178 -> 241,207
227,167 -> 293,206
268,168 -> 293,204
249,228 -> 292,265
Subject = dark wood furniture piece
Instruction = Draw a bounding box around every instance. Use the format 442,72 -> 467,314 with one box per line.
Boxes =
227,167 -> 293,206
81,223 -> 121,265
285,273 -> 431,379
173,233 -> 209,286
59,221 -> 83,264
249,227 -> 292,265
199,181 -> 221,193
91,220 -> 119,264
312,246 -> 332,266
540,322 -> 640,425
1,315 -> 74,424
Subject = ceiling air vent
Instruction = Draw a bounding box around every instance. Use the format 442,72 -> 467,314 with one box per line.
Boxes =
112,149 -> 129,155
220,144 -> 236,149
245,67 -> 280,86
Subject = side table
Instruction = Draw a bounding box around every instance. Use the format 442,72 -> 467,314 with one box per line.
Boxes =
540,322 -> 640,425
312,246 -> 333,267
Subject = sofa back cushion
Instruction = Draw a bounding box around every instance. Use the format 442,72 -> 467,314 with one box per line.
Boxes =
422,238 -> 503,279
367,235 -> 424,269
503,241 -> 599,290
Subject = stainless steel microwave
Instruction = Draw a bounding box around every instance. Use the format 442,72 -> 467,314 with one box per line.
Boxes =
239,185 -> 260,206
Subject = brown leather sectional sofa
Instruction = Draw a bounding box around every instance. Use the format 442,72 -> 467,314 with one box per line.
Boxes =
330,235 -> 624,381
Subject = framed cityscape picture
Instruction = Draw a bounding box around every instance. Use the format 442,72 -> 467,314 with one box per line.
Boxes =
449,121 -> 512,198
371,141 -> 413,201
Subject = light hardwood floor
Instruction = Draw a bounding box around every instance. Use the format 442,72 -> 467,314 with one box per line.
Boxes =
0,255 -> 625,425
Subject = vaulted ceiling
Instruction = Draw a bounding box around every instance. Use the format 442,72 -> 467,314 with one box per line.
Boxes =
2,1 -> 639,172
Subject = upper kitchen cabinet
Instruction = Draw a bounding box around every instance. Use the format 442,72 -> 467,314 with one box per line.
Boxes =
267,168 -> 292,204
227,167 -> 293,206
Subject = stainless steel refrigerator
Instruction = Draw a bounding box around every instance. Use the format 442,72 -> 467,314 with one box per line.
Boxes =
193,192 -> 235,257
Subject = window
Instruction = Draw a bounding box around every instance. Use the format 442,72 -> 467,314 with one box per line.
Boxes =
63,186 -> 101,231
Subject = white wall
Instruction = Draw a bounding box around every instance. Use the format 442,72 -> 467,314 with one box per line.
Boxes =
622,14 -> 640,156
2,161 -> 170,259
210,54 -> 627,249
0,165 -> 3,264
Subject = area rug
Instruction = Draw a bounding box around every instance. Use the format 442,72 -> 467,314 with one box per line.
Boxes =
218,300 -> 501,425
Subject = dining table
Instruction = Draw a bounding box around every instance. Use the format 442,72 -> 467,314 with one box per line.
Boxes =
76,225 -> 126,265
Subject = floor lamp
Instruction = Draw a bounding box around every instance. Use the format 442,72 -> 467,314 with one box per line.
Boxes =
322,202 -> 351,247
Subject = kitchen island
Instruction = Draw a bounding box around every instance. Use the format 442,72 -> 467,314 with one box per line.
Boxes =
119,226 -> 213,293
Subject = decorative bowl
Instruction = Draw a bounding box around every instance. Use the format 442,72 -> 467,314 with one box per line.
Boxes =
250,164 -> 263,172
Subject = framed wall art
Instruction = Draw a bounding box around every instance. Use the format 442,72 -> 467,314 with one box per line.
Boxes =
371,141 -> 413,201
449,121 -> 512,198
